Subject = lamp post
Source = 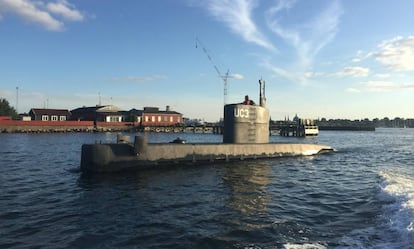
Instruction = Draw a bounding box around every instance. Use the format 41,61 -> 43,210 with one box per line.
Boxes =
16,86 -> 19,114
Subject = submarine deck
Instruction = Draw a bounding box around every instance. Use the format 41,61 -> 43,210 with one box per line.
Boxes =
81,141 -> 333,173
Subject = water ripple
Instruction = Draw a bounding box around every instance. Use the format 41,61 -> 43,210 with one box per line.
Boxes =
1,130 -> 414,248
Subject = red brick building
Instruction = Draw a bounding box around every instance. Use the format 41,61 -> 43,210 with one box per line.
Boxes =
0,116 -> 12,121
141,106 -> 183,126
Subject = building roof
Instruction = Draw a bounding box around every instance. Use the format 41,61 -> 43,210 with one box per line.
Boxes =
29,108 -> 71,116
70,105 -> 181,115
142,106 -> 181,115
71,105 -> 123,113
96,105 -> 122,112
126,108 -> 143,116
143,110 -> 182,115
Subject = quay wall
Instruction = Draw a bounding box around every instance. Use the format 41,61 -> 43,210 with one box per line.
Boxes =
0,120 -> 222,133
0,120 -> 95,133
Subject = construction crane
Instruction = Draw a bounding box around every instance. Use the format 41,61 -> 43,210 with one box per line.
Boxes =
196,37 -> 233,105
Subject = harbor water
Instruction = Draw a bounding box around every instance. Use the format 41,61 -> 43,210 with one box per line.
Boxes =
1,129 -> 413,249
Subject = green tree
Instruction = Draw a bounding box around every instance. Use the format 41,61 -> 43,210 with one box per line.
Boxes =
0,98 -> 18,119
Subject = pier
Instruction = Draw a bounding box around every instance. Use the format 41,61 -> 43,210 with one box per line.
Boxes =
271,118 -> 319,137
140,125 -> 223,134
0,119 -> 224,134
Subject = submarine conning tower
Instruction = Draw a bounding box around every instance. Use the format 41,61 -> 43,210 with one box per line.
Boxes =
223,79 -> 270,144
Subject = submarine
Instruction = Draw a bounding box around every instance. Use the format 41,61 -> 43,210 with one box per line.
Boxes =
80,79 -> 333,173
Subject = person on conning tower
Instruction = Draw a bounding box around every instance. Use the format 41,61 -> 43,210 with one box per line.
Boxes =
242,95 -> 255,105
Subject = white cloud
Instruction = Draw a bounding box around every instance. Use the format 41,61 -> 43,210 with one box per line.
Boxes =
345,88 -> 361,93
344,79 -> 414,94
110,75 -> 168,83
351,49 -> 373,63
304,71 -> 325,79
352,36 -> 414,72
46,0 -> 83,21
265,0 -> 343,69
198,0 -> 343,84
260,57 -> 332,84
205,0 -> 275,51
0,0 -> 84,31
336,66 -> 370,77
374,36 -> 414,71
260,0 -> 343,85
361,81 -> 398,92
304,72 -> 314,79
231,73 -> 244,79
260,59 -> 297,82
374,73 -> 391,78
359,80 -> 414,92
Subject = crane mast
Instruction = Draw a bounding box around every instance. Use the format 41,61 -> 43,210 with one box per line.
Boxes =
196,38 -> 232,105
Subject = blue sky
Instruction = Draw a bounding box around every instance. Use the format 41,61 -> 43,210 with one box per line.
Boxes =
1,0 -> 413,121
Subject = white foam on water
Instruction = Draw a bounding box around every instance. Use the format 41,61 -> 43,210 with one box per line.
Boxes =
337,170 -> 414,249
379,170 -> 414,237
283,243 -> 327,249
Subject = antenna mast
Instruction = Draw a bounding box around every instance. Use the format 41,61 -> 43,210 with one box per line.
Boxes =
259,78 -> 266,107
196,37 -> 232,105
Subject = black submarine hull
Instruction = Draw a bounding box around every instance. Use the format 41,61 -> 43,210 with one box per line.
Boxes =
80,136 -> 333,172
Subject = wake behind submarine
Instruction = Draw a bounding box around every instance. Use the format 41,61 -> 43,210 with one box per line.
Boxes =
80,79 -> 333,173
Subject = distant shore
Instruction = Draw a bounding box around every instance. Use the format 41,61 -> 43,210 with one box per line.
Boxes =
319,126 -> 376,131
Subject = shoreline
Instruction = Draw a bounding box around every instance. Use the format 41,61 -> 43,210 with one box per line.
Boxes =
0,120 -> 221,134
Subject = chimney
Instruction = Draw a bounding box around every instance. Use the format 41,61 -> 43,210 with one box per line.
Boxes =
166,105 -> 170,112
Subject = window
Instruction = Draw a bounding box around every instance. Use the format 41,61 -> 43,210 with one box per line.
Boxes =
60,116 -> 66,121
109,116 -> 121,122
170,116 -> 173,122
151,116 -> 155,122
164,116 -> 168,122
158,116 -> 161,122
41,115 -> 48,121
51,115 -> 58,121
145,116 -> 149,122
